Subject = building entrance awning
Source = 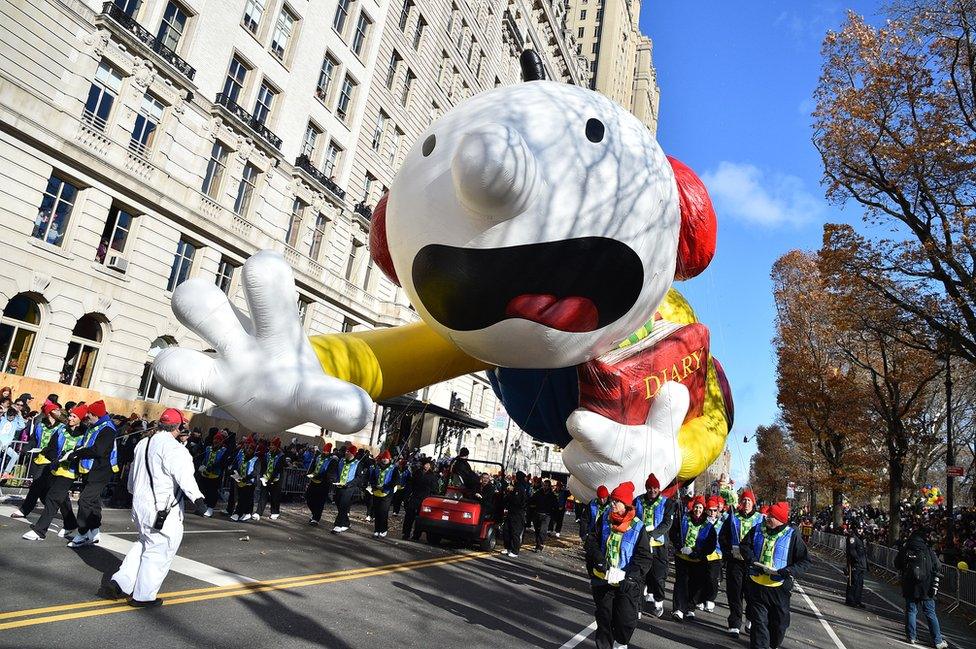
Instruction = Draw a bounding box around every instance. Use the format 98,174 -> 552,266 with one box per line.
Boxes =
377,395 -> 488,429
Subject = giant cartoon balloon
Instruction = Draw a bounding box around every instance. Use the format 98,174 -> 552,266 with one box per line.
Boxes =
154,51 -> 733,501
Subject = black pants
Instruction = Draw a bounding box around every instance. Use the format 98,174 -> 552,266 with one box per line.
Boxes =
306,481 -> 330,521
504,511 -> 525,554
746,580 -> 791,649
703,559 -> 722,603
199,475 -> 221,508
334,486 -> 355,528
549,508 -> 565,533
391,488 -> 405,515
21,462 -> 53,515
646,544 -> 668,602
592,580 -> 641,649
362,490 -> 372,516
257,480 -> 282,516
225,479 -> 236,515
535,513 -> 550,548
32,475 -> 77,538
403,501 -> 422,539
673,558 -> 700,613
727,559 -> 749,629
846,568 -> 864,606
234,485 -> 255,517
373,494 -> 391,533
77,471 -> 110,534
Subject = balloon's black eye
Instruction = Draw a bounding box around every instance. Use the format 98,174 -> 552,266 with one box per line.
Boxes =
422,134 -> 436,156
585,118 -> 605,143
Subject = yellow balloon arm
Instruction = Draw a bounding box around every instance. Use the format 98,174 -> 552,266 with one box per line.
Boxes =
309,321 -> 491,401
675,357 -> 731,482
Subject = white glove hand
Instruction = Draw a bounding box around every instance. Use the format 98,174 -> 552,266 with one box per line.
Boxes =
153,251 -> 372,433
231,472 -> 241,482
732,544 -> 741,558
681,547 -> 693,556
562,382 -> 688,501
260,477 -> 268,486
28,448 -> 42,454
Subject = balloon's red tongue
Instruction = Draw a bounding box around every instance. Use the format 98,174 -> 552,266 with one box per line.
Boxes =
505,294 -> 599,332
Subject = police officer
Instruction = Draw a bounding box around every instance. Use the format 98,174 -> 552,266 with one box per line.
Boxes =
670,495 -> 716,621
402,458 -> 438,541
502,471 -> 530,558
196,430 -> 228,516
721,488 -> 763,636
741,501 -> 811,649
104,408 -> 206,607
256,436 -> 287,521
305,443 -> 336,525
586,481 -> 652,649
845,524 -> 866,608
368,450 -> 399,538
68,400 -> 118,548
634,473 -> 674,618
332,444 -> 365,534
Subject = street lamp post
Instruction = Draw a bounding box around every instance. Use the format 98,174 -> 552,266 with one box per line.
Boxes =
945,348 -> 955,548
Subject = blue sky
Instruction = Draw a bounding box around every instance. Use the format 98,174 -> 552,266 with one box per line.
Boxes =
641,2 -> 882,487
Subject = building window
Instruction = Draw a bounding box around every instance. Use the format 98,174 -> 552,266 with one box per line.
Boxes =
286,198 -> 305,247
323,140 -> 342,177
336,74 -> 356,120
222,55 -> 249,104
83,60 -> 123,131
309,213 -> 329,259
96,204 -> 134,264
297,296 -> 311,326
388,127 -> 402,164
344,240 -> 363,281
341,317 -> 355,333
400,70 -> 414,107
138,336 -> 173,401
114,0 -> 140,17
202,140 -> 229,199
253,80 -> 277,125
363,172 -> 375,203
157,1 -> 189,52
216,257 -> 237,294
398,0 -> 412,31
429,100 -> 441,124
0,294 -> 41,376
438,52 -> 450,86
301,122 -> 320,158
476,51 -> 484,79
385,52 -> 401,89
316,54 -> 338,102
60,314 -> 103,388
352,12 -> 371,56
242,0 -> 265,34
591,42 -> 597,54
332,0 -> 351,34
447,4 -> 458,38
466,38 -> 475,65
129,93 -> 165,157
32,174 -> 78,247
577,26 -> 584,38
580,9 -> 586,19
371,110 -> 387,151
234,163 -> 259,216
412,17 -> 426,50
167,238 -> 197,291
271,7 -> 296,60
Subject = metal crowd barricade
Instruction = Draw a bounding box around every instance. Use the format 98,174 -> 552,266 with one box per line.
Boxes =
812,531 -> 976,619
0,440 -> 38,496
281,466 -> 310,495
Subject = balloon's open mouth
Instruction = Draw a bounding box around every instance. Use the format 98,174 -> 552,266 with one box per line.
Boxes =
411,237 -> 644,333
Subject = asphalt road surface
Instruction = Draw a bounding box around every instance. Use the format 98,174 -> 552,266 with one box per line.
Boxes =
1,495 -> 973,649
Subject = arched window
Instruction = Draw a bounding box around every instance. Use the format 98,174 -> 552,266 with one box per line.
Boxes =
60,314 -> 104,388
0,294 -> 42,376
137,336 -> 175,401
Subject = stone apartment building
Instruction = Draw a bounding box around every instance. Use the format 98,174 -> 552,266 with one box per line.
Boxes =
0,0 -> 656,476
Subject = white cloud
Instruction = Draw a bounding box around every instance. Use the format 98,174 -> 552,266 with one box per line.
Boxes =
700,161 -> 824,228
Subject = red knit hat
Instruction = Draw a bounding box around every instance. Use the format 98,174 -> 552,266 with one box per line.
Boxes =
271,436 -> 281,449
609,481 -> 635,507
767,501 -> 790,524
706,496 -> 723,510
760,505 -> 770,515
87,400 -> 107,418
323,443 -> 333,452
689,495 -> 706,510
740,489 -> 756,503
213,431 -> 226,444
41,400 -> 59,415
377,449 -> 391,461
70,405 -> 88,419
345,444 -> 358,456
596,485 -> 610,499
645,473 -> 660,490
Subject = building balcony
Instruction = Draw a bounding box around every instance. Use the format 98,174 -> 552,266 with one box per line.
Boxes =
97,2 -> 196,83
353,202 -> 373,220
213,93 -> 283,151
294,154 -> 346,201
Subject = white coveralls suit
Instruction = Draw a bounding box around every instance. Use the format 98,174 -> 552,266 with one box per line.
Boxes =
112,433 -> 204,601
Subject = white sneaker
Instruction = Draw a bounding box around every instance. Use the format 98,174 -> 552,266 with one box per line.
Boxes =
365,516 -> 372,522
10,510 -> 25,518
686,611 -> 696,620
230,514 -> 240,521
727,627 -> 740,636
501,550 -> 511,556
68,531 -> 91,548
373,532 -> 380,538
672,610 -> 684,621
22,530 -> 42,541
555,532 -> 561,538
269,514 -> 279,520
57,528 -> 76,539
340,526 -> 349,532
203,508 -> 213,518
612,643 -> 628,649
934,642 -> 948,649
509,553 -> 518,559
332,526 -> 341,533
309,519 -> 318,526
705,601 -> 715,612
240,514 -> 252,522
696,603 -> 705,611
379,531 -> 387,538
645,593 -> 654,603
251,514 -> 260,522
745,621 -> 752,632
89,529 -> 101,545
654,602 -> 664,618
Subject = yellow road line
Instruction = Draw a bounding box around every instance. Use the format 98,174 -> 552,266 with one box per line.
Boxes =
0,552 -> 489,630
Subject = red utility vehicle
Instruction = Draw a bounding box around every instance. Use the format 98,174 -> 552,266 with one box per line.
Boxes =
416,460 -> 503,550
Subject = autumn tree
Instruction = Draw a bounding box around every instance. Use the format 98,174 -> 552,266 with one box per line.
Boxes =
772,251 -> 875,528
749,424 -> 801,502
813,3 -> 976,365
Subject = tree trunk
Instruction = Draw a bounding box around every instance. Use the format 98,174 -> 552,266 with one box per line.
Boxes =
888,456 -> 903,545
832,487 -> 844,530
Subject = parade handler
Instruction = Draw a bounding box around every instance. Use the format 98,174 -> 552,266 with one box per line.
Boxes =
741,501 -> 811,649
107,408 -> 206,607
586,482 -> 652,649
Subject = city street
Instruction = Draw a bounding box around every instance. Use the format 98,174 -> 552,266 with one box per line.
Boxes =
1,498 -> 973,649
